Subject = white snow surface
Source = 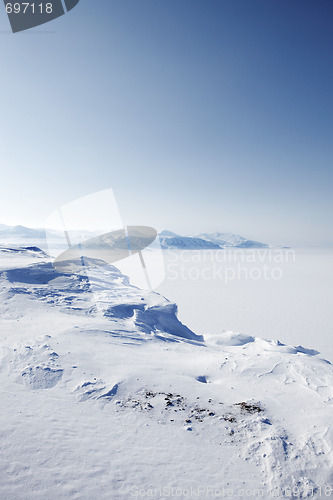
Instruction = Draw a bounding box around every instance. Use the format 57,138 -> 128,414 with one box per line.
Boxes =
0,247 -> 332,499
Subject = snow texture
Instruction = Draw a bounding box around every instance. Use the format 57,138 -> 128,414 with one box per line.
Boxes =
0,247 -> 332,499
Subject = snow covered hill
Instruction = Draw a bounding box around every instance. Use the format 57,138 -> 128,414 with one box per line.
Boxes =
0,248 -> 332,499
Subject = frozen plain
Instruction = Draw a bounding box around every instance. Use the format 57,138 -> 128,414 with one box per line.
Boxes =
157,248 -> 333,363
0,246 -> 332,499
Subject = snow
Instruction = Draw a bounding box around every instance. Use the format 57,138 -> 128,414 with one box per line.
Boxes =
0,247 -> 332,499
157,248 -> 333,363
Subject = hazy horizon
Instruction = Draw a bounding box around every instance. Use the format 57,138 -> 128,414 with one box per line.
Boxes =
1,220 -> 333,248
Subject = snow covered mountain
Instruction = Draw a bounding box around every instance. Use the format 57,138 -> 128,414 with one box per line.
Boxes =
0,225 -> 268,250
158,230 -> 221,249
195,231 -> 269,248
159,230 -> 268,249
0,224 -> 46,240
0,247 -> 332,498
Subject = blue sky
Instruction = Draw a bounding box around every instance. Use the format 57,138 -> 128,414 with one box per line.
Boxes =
0,0 -> 332,245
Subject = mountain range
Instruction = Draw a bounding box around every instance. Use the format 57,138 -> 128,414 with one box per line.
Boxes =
159,230 -> 268,249
0,224 -> 268,249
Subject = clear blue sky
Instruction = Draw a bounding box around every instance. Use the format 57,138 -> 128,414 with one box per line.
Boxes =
0,0 -> 332,246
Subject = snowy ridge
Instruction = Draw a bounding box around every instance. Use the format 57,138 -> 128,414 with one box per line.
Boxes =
0,245 -> 48,256
0,258 -> 203,344
0,250 -> 332,498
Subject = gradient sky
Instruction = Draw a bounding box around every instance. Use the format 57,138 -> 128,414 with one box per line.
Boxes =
0,0 -> 332,246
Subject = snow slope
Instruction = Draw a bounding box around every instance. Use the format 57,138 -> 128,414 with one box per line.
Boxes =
0,248 -> 332,499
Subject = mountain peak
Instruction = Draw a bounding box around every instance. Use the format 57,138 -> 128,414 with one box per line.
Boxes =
159,230 -> 180,237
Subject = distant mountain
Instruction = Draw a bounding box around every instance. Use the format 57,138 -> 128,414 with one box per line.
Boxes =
0,224 -> 46,240
158,231 -> 221,250
0,224 -> 93,242
0,224 -> 268,249
159,230 -> 268,249
196,232 -> 268,249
